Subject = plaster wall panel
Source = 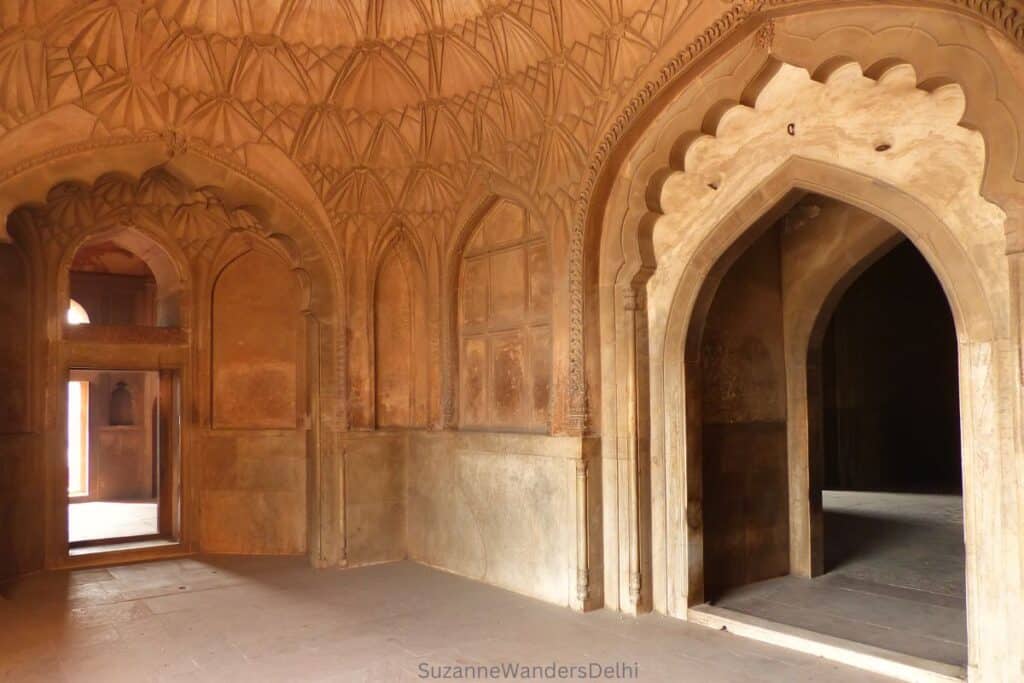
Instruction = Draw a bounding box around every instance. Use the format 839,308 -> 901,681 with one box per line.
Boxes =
406,432 -> 587,607
198,431 -> 307,555
529,327 -> 553,426
459,338 -> 488,427
460,259 -> 489,329
375,254 -> 414,427
484,201 -> 527,246
0,245 -> 39,580
0,245 -> 29,433
212,250 -> 303,430
527,243 -> 552,322
341,432 -> 408,565
489,249 -> 527,329
0,434 -> 43,579
490,331 -> 527,428
457,200 -> 552,432
202,246 -> 309,555
373,243 -> 429,429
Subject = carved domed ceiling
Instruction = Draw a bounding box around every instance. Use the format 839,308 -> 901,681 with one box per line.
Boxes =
0,0 -> 695,240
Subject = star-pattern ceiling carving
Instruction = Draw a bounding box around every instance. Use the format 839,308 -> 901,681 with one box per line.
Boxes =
0,0 -> 692,239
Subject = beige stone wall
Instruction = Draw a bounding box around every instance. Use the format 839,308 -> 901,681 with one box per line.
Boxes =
0,237 -> 43,579
197,430 -> 307,555
406,431 -> 596,608
340,432 -> 408,566
0,244 -> 31,433
0,434 -> 43,579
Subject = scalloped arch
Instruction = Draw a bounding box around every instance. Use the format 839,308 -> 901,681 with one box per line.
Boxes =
578,6 -> 1024,433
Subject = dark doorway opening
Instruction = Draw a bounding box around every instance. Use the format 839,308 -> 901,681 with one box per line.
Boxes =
696,197 -> 967,670
821,240 -> 965,600
822,240 -> 961,496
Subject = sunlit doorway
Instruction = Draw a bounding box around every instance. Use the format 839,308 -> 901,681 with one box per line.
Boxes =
66,300 -> 91,499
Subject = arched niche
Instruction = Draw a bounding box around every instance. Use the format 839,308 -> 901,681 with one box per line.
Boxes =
210,243 -> 306,430
372,233 -> 428,428
453,198 -> 552,432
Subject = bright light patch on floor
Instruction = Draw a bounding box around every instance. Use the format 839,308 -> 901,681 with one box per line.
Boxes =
68,502 -> 158,543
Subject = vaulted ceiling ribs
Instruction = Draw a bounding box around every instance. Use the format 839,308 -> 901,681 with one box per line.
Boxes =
0,0 -> 689,227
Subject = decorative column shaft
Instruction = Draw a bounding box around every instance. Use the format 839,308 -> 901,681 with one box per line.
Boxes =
623,286 -> 643,608
575,458 -> 589,604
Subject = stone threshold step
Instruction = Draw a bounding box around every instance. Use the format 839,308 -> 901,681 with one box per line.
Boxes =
688,604 -> 965,683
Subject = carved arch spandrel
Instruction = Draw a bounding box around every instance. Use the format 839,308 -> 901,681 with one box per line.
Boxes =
580,4 -> 1024,437
586,23 -> 1024,618
589,12 -> 1024,672
605,50 -> 1011,617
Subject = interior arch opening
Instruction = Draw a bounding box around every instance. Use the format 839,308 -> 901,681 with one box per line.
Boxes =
692,193 -> 967,668
821,242 -> 964,594
65,228 -> 183,328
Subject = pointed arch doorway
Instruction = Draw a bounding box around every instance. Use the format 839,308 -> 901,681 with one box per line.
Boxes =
688,193 -> 966,670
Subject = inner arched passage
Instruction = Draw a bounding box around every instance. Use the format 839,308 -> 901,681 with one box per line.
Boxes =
689,192 -> 967,667
66,228 -> 177,327
819,241 -> 964,594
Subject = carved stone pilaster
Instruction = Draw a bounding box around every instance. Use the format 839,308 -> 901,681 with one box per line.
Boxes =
621,284 -> 644,609
575,457 -> 590,604
755,18 -> 776,51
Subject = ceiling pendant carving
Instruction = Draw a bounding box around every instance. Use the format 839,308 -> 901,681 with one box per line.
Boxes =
0,0 -> 688,230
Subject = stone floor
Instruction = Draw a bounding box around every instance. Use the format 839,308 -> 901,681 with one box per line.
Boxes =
0,556 -> 892,683
68,501 -> 159,543
715,491 -> 966,667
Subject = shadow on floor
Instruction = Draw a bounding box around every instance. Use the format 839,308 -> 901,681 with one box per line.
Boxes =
824,509 -> 925,572
713,492 -> 968,668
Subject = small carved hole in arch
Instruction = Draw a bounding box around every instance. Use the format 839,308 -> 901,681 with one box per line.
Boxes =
787,123 -> 796,136
875,143 -> 892,152
705,173 -> 722,192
